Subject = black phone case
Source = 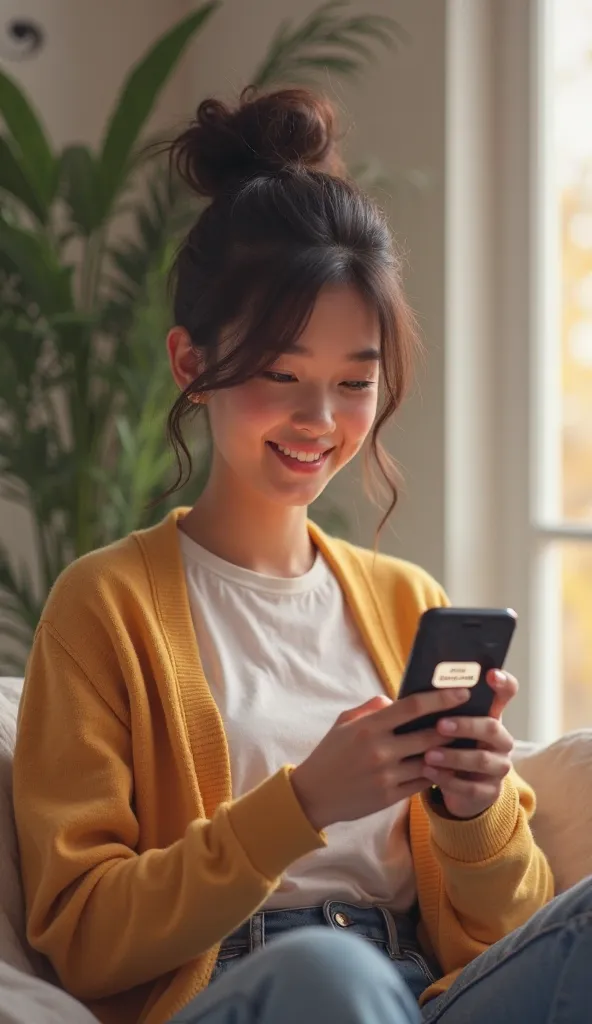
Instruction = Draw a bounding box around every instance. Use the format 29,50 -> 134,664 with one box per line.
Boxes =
393,608 -> 517,749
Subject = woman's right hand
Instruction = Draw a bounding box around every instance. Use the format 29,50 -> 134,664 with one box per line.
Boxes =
290,688 -> 470,830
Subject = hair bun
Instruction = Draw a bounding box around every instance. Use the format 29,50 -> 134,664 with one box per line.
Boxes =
171,87 -> 346,199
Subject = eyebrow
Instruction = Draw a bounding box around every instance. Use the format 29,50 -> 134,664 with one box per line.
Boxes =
286,343 -> 380,362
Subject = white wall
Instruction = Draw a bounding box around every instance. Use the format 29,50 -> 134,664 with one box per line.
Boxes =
0,0 -> 193,146
0,0 -> 452,586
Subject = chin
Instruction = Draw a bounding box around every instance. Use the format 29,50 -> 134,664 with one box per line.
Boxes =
272,485 -> 325,508
259,476 -> 327,509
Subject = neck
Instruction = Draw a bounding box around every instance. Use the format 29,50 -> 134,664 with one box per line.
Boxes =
179,465 -> 315,578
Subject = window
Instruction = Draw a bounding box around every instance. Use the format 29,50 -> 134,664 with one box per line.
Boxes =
535,0 -> 592,734
439,2 -> 591,741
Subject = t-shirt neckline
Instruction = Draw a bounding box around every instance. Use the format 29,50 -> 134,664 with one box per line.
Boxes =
177,527 -> 330,595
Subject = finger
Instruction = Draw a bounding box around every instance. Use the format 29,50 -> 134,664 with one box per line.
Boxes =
338,695 -> 392,725
424,766 -> 501,800
395,727 -> 450,760
381,687 -> 471,731
486,670 -> 518,721
393,753 -> 440,784
435,714 -> 514,753
369,759 -> 433,803
424,745 -> 511,778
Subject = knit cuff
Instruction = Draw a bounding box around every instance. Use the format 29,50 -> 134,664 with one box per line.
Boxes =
227,766 -> 326,882
421,773 -> 520,863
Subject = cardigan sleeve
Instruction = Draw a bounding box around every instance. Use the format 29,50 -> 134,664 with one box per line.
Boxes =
13,624 -> 325,1001
410,771 -> 554,1003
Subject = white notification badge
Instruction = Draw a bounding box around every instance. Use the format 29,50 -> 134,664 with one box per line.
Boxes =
432,661 -> 482,689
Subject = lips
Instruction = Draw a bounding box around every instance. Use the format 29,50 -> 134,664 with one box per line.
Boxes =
266,441 -> 334,472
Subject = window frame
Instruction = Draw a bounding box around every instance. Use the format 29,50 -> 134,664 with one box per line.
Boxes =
445,0 -> 592,743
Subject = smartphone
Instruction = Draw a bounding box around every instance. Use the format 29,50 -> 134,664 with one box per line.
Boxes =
393,607 -> 517,749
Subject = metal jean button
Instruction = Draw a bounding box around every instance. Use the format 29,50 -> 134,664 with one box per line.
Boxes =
334,912 -> 353,928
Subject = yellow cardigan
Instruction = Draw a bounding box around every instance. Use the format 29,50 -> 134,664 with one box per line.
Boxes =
13,508 -> 553,1024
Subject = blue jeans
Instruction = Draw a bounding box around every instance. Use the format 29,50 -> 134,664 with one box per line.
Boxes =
169,876 -> 592,1023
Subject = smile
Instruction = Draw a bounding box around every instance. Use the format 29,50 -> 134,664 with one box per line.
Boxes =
266,441 -> 334,472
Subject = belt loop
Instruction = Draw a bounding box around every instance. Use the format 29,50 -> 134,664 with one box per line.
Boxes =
322,900 -> 336,929
379,907 -> 401,958
250,912 -> 264,951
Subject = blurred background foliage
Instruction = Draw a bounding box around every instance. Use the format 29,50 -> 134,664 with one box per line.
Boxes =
0,1 -> 408,670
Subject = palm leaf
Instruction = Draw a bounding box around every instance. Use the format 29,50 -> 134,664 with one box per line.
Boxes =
0,136 -> 48,222
97,3 -> 220,218
0,67 -> 57,214
95,253 -> 208,540
101,163 -> 191,338
59,145 -> 102,236
251,0 -> 405,88
0,221 -> 73,315
0,318 -> 50,473
47,310 -> 98,361
0,541 -> 42,635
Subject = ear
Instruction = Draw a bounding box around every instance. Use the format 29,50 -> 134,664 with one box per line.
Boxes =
166,326 -> 203,395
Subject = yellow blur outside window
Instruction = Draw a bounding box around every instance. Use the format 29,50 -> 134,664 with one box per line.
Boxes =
554,0 -> 592,730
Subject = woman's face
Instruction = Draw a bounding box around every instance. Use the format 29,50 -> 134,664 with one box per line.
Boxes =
206,285 -> 381,508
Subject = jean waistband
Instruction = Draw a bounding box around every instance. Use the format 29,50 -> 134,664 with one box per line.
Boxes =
219,902 -> 421,959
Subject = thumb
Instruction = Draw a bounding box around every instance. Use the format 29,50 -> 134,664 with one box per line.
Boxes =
487,669 -> 518,721
338,694 -> 392,725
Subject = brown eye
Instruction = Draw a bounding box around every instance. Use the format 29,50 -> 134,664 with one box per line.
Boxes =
262,371 -> 296,383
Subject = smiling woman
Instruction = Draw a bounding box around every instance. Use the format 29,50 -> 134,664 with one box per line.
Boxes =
14,82 -> 574,1024
163,87 -> 419,546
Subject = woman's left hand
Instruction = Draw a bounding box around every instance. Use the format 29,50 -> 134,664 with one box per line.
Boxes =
423,670 -> 517,819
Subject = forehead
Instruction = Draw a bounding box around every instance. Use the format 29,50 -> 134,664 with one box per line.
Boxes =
290,285 -> 381,361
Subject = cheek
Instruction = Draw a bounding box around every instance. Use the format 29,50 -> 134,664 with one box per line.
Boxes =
342,394 -> 378,448
208,383 -> 279,444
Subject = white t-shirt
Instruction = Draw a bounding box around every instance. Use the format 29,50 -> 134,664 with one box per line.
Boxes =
178,529 -> 416,912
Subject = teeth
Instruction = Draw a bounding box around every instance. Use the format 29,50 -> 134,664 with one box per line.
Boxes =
277,445 -> 323,462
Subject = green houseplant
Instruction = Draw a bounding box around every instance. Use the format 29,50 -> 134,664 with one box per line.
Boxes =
0,1 -> 404,671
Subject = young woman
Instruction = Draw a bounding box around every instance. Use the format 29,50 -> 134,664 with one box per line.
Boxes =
13,88 -> 591,1024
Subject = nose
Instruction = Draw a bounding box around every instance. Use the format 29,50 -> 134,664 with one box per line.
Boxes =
290,384 -> 336,436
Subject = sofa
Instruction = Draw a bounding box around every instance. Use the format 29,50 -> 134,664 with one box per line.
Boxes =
1,674 -> 591,1023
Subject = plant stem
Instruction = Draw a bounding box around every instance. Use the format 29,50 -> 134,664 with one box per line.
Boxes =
80,236 -> 94,312
75,223 -> 109,557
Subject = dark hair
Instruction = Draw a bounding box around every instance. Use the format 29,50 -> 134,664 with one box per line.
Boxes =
166,86 -> 421,529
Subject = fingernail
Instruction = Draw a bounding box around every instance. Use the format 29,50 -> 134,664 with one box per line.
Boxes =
492,671 -> 506,687
426,750 -> 445,764
439,718 -> 458,734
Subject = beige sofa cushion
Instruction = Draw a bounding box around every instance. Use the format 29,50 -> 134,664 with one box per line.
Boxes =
513,731 -> 592,893
0,678 -> 39,977
0,961 -> 97,1024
